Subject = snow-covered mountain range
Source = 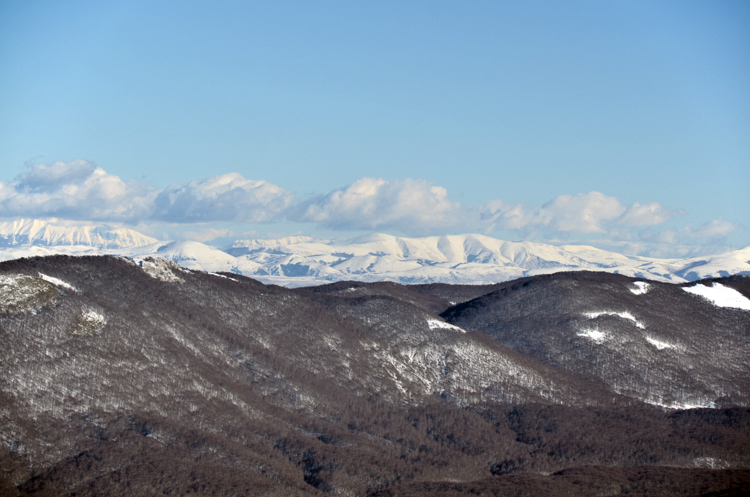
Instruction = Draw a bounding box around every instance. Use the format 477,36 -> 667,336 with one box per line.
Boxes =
223,233 -> 750,285
0,219 -> 157,249
1,219 -> 748,286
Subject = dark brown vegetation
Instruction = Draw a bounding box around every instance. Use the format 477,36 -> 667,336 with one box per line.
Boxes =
0,256 -> 749,496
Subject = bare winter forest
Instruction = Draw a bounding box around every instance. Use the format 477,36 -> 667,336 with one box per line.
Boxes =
1,255 -> 749,496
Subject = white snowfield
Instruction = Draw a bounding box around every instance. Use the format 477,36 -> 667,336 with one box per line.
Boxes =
576,328 -> 607,343
645,336 -> 675,350
426,319 -> 466,333
630,281 -> 651,295
0,218 -> 157,249
0,219 -> 749,287
38,273 -> 79,292
583,311 -> 645,329
682,283 -> 750,311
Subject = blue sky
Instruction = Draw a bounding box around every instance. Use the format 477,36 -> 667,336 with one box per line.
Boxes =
0,0 -> 748,256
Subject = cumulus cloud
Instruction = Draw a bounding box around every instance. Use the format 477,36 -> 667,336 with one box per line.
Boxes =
536,192 -> 625,233
0,160 -> 155,221
626,222 -> 738,257
0,161 -> 293,225
16,160 -> 98,192
152,173 -> 293,223
634,219 -> 737,255
480,200 -> 528,230
297,178 -> 464,233
684,219 -> 737,239
481,192 -> 681,235
1,161 -> 739,258
618,202 -> 682,226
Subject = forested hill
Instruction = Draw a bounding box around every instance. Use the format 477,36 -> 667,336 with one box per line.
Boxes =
1,255 -> 749,496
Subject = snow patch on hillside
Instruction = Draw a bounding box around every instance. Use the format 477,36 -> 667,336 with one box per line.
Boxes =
630,281 -> 651,295
137,258 -> 185,283
645,336 -> 674,350
682,283 -> 750,311
427,319 -> 466,333
576,328 -> 607,343
693,457 -> 730,469
38,273 -> 78,292
583,311 -> 645,329
643,397 -> 717,410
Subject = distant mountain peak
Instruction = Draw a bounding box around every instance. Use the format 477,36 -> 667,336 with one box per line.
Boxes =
0,218 -> 158,249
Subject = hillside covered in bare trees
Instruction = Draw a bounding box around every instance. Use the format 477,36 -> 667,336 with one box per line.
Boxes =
1,255 -> 749,496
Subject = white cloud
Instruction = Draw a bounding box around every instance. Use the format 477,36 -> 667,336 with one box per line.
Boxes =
0,160 -> 155,221
0,162 -> 739,258
16,160 -> 98,191
0,161 -> 293,225
684,219 -> 737,239
477,192 -> 728,257
482,192 -> 626,234
578,217 -> 739,258
480,199 -> 529,230
298,178 -> 465,233
618,202 -> 682,226
482,192 -> 681,236
152,173 -> 293,223
537,192 -> 626,233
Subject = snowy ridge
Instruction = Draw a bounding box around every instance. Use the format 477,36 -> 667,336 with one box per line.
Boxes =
221,233 -> 750,286
0,220 -> 749,286
0,219 -> 157,249
669,247 -> 750,280
682,283 -> 750,311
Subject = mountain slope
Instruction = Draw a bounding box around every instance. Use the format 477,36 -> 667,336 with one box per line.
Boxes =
1,256 -> 749,495
441,272 -> 750,409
